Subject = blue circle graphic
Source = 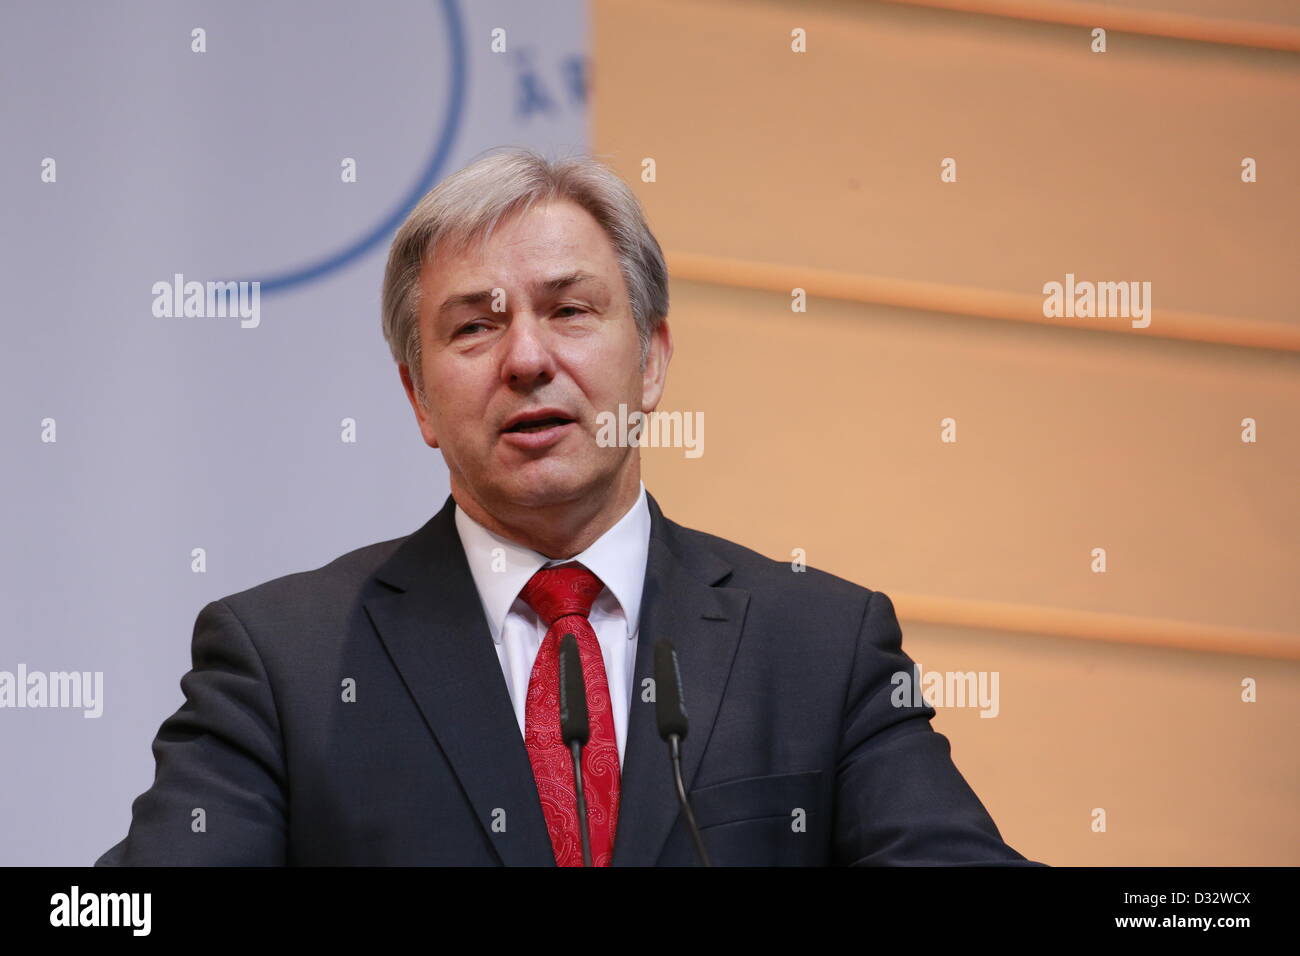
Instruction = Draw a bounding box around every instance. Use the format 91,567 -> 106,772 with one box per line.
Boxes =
259,0 -> 467,294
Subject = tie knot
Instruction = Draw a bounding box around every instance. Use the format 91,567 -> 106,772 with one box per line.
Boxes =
519,563 -> 604,627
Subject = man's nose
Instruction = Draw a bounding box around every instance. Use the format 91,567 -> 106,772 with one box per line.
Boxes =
498,312 -> 556,387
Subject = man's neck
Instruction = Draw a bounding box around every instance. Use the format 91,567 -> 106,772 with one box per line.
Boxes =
450,467 -> 642,560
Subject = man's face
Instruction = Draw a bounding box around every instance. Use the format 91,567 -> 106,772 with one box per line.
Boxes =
401,199 -> 670,514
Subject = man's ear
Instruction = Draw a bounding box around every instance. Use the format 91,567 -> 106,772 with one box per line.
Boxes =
398,364 -> 439,449
640,317 -> 673,413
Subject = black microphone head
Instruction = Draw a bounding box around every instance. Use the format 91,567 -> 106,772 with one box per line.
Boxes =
558,633 -> 589,746
653,638 -> 689,741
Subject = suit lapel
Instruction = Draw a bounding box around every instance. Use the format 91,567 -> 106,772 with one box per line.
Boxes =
363,497 -> 555,866
613,493 -> 750,866
362,490 -> 749,867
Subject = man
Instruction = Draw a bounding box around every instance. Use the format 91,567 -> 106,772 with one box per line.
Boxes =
96,146 -> 1036,866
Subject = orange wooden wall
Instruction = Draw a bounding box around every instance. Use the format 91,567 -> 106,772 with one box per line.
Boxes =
592,0 -> 1300,865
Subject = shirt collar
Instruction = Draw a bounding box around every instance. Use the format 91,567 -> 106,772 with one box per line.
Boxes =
453,481 -> 651,644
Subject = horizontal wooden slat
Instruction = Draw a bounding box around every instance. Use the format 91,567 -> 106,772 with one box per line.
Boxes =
896,591 -> 1299,659
884,0 -> 1300,52
669,250 -> 1300,352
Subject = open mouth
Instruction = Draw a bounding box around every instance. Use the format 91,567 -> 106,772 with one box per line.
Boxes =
503,415 -> 575,434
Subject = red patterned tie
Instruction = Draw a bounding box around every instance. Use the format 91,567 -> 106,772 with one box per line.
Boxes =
519,563 -> 621,866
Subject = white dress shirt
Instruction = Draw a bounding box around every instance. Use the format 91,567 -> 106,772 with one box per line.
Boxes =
452,481 -> 651,769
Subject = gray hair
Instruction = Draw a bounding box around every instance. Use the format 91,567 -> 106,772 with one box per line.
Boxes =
380,146 -> 669,402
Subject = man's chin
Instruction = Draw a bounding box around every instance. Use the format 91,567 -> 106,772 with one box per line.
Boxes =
488,463 -> 594,510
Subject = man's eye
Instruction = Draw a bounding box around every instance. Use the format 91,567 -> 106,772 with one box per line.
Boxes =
555,305 -> 588,317
456,321 -> 488,336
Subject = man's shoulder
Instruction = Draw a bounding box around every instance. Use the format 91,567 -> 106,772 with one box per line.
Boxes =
667,518 -> 877,610
211,532 -> 411,623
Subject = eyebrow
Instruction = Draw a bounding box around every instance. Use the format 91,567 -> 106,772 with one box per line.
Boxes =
436,271 -> 608,319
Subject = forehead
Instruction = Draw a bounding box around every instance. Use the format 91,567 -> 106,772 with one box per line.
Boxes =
420,199 -> 624,305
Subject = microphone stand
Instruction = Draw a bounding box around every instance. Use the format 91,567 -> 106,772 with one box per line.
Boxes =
666,732 -> 711,867
568,739 -> 593,868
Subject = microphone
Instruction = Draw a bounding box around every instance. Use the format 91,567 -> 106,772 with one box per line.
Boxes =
653,638 -> 712,866
558,632 -> 593,867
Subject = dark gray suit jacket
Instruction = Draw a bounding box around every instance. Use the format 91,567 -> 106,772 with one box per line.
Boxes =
96,492 -> 1037,866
